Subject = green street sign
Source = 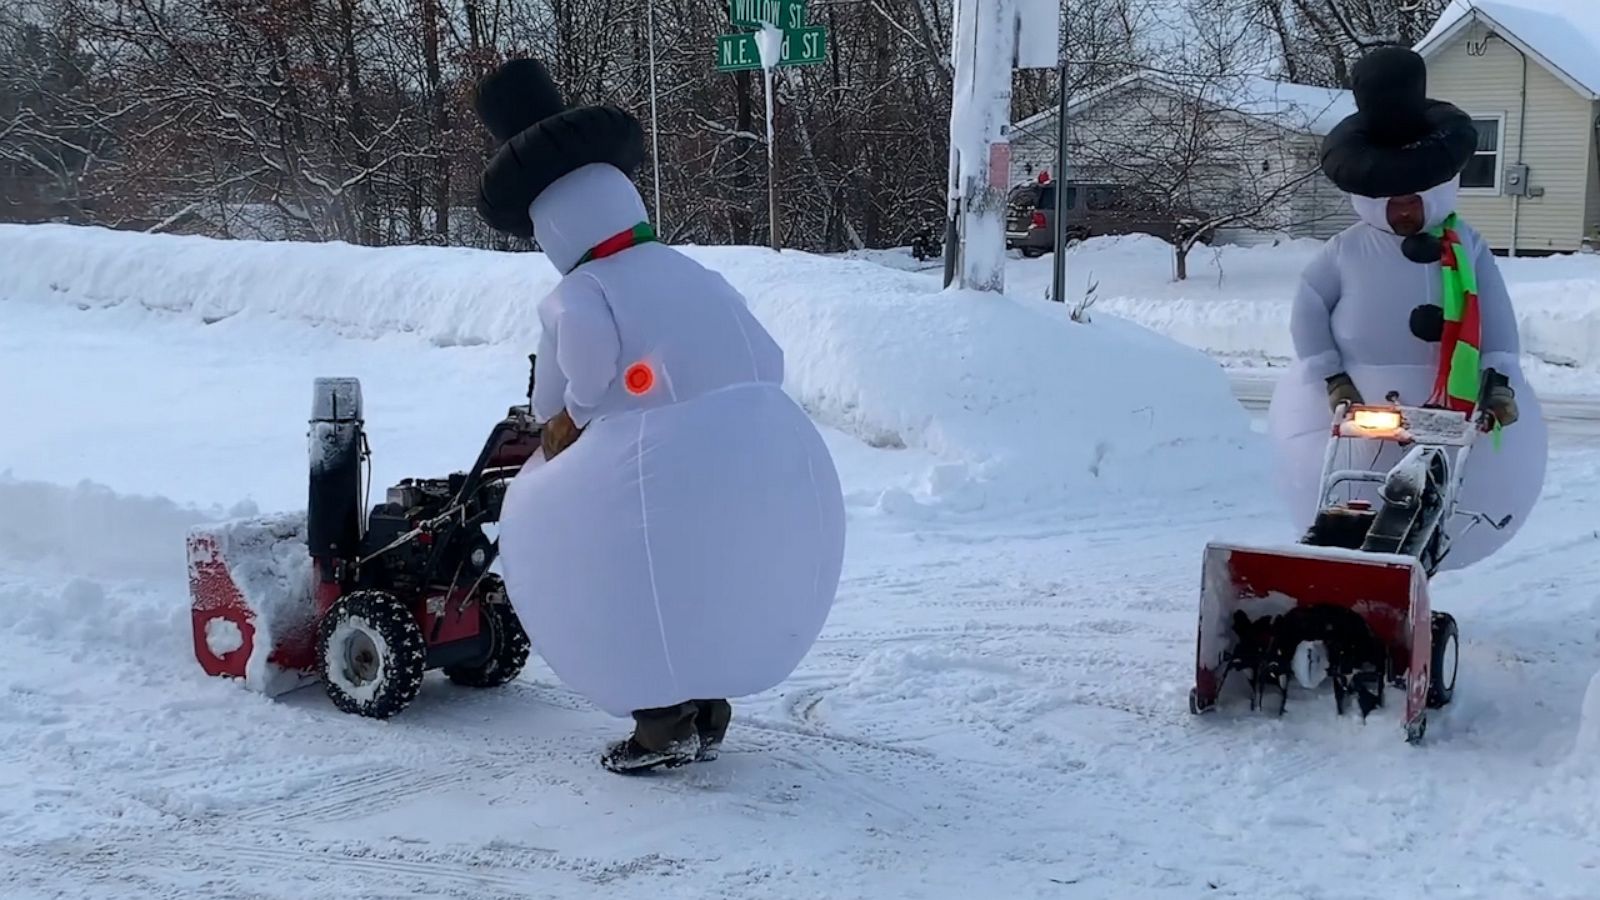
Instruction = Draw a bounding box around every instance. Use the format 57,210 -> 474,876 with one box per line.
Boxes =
729,0 -> 806,29
714,26 -> 827,72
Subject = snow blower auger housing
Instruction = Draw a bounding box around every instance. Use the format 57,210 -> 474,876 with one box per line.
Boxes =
188,358 -> 542,718
1191,374 -> 1513,743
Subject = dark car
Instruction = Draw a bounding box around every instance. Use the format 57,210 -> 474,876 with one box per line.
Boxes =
1005,179 -> 1213,256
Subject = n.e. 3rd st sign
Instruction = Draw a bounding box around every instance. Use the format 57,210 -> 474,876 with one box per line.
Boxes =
714,26 -> 827,72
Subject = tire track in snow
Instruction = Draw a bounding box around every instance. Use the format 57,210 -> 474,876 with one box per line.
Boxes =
232,766 -> 475,825
6,827 -> 685,898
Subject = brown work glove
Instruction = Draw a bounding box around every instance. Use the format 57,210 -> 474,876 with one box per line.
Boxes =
1325,373 -> 1362,412
540,407 -> 583,460
1482,373 -> 1518,428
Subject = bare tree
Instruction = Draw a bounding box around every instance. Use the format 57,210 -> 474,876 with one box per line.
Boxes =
1253,0 -> 1450,87
1063,7 -> 1346,278
0,0 -> 1415,256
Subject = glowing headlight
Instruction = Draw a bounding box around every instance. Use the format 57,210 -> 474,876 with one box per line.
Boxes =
1351,409 -> 1402,432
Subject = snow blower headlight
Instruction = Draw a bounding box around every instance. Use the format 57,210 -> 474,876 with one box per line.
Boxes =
1350,408 -> 1403,434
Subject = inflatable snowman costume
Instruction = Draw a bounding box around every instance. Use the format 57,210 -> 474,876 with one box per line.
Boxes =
1268,47 -> 1546,572
470,59 -> 846,772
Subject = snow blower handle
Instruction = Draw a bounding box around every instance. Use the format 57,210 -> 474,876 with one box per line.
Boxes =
1473,368 -> 1504,434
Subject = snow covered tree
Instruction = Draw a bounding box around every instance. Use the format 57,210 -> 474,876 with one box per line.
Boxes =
1254,0 -> 1451,86
1059,6 -> 1344,279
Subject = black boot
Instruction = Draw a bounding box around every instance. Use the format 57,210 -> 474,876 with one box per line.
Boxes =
691,699 -> 732,762
602,702 -> 700,774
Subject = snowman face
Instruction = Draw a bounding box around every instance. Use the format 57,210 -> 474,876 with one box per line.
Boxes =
1349,175 -> 1461,236
1387,194 -> 1425,235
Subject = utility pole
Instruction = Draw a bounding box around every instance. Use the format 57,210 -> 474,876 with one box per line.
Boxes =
945,0 -> 1059,293
1051,59 -> 1069,305
947,0 -> 1017,293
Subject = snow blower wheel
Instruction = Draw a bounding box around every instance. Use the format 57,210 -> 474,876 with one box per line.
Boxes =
1428,611 -> 1459,709
318,590 -> 428,718
444,583 -> 531,689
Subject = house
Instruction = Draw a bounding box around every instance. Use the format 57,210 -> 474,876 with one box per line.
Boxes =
1416,0 -> 1600,254
1007,72 -> 1357,242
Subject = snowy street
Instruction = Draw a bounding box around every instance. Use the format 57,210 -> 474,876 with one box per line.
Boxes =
4,228 -> 1600,899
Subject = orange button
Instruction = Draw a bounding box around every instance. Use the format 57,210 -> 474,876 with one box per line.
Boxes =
624,362 -> 655,395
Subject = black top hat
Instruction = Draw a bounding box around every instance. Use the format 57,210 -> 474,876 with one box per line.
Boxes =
1320,46 -> 1479,198
471,58 -> 646,238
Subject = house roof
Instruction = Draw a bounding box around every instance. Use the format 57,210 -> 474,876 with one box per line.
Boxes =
1010,72 -> 1355,138
1415,0 -> 1600,100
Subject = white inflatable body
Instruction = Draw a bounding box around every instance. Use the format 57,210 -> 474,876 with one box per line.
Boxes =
496,164 -> 846,717
1267,181 -> 1548,572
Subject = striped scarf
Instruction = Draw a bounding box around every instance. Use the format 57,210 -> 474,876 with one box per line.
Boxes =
1427,213 -> 1481,414
574,222 -> 656,270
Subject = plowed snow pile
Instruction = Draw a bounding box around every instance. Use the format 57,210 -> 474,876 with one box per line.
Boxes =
1006,233 -> 1600,391
1,224 -> 1257,513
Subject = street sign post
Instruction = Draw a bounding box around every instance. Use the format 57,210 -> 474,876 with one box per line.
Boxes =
714,0 -> 829,253
713,26 -> 827,72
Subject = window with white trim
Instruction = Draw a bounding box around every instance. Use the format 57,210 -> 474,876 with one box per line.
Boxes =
1460,115 -> 1504,192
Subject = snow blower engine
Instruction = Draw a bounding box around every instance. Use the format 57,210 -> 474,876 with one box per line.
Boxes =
1190,371 -> 1514,742
187,358 -> 542,718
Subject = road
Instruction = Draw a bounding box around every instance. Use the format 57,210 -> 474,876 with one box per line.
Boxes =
1229,368 -> 1600,437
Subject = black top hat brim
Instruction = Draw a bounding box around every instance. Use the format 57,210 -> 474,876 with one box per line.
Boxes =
476,105 -> 646,238
1320,99 -> 1479,198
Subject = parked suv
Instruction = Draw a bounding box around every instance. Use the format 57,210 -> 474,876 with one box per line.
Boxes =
1005,179 -> 1212,256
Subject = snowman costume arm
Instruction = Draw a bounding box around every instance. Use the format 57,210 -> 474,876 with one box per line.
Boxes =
1289,243 -> 1346,380
533,274 -> 622,428
1472,236 -> 1520,374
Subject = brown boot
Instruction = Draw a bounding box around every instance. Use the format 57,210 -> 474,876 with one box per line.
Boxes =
692,700 -> 732,762
601,702 -> 699,774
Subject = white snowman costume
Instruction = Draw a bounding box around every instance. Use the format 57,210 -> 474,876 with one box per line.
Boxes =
1266,50 -> 1548,571
491,166 -> 846,718
1267,180 -> 1547,570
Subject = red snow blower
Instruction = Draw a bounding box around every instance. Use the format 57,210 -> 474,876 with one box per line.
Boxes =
1190,374 -> 1513,742
188,359 -> 542,718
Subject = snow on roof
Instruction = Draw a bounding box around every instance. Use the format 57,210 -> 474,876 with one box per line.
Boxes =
1417,0 -> 1600,99
1011,72 -> 1354,137
1217,76 -> 1356,136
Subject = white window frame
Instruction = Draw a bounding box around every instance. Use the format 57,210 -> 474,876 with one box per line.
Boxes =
1460,113 -> 1507,196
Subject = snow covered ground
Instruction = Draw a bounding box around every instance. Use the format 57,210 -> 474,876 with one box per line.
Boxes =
850,234 -> 1600,396
1004,234 -> 1600,397
4,225 -> 1600,899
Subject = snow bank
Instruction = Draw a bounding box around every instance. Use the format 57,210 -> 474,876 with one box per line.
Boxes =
0,475 -> 228,579
1578,671 -> 1600,761
0,223 -> 544,347
0,477 -> 234,659
727,253 -> 1259,509
1007,234 -> 1600,386
1,224 -> 1258,511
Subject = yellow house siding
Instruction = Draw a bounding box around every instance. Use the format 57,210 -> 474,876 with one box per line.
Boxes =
1587,100 -> 1600,244
1426,20 -> 1593,253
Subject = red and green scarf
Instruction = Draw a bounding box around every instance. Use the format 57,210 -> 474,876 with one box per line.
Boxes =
574,222 -> 656,269
1427,213 -> 1482,414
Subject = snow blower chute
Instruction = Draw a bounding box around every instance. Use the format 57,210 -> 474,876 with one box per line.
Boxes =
1191,375 -> 1514,742
188,359 -> 543,718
